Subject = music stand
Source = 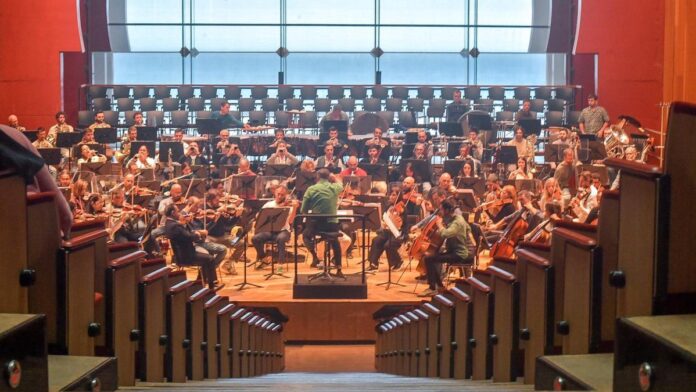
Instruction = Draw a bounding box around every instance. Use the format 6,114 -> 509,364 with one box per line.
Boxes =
443,160 -> 466,178
454,189 -> 478,211
499,146 -> 519,165
295,171 -> 317,194
405,132 -> 419,144
94,128 -> 117,144
463,111 -> 492,130
456,177 -> 486,198
218,164 -> 239,179
544,143 -> 568,163
178,179 -> 206,198
355,194 -> 385,205
56,132 -> 83,149
504,179 -> 538,193
173,165 -> 207,179
128,141 -> 156,159
400,159 -> 432,184
136,126 -> 158,141
37,148 -> 62,165
588,141 -> 607,161
440,122 -> 464,137
342,175 -> 372,195
137,180 -> 161,192
22,130 -> 38,142
197,118 -> 223,134
518,118 -> 542,137
80,162 -> 114,175
159,141 -> 185,163
359,163 -> 388,182
254,207 -> 292,280
265,164 -> 295,178
447,142 -> 468,159
230,175 -> 257,199
137,168 -> 156,181
321,120 -> 349,133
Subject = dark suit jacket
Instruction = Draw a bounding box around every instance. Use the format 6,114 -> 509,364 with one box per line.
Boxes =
164,218 -> 200,265
178,154 -> 209,166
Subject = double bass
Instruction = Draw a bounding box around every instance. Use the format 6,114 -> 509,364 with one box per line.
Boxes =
489,208 -> 528,258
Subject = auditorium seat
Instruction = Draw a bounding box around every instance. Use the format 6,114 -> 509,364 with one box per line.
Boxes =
262,97 -> 280,112
162,97 -> 180,112
195,110 -> 212,120
417,86 -> 434,100
338,98 -> 355,112
350,86 -> 367,100
391,86 -> 410,100
210,97 -> 228,111
91,97 -> 111,111
300,86 -> 317,101
177,85 -> 194,101
251,86 -> 268,100
103,110 -> 119,127
371,85 -> 388,99
170,110 -> 190,128
440,87 -> 457,100
139,97 -> 157,111
112,86 -> 131,99
277,85 -> 295,101
475,98 -> 495,113
274,111 -> 290,128
513,86 -> 531,101
465,86 -> 481,100
487,86 -> 506,101
363,97 -> 382,112
224,85 -> 242,101
301,111 -> 318,129
398,111 -> 417,128
200,86 -> 218,99
154,86 -> 171,99
327,85 -> 345,100
187,97 -> 205,111
117,97 -> 135,112
132,86 -> 151,99
426,105 -> 445,123
503,98 -> 520,112
88,85 -> 107,100
545,110 -> 564,127
377,111 -> 395,128
238,98 -> 255,113
496,111 -> 514,122
122,110 -> 138,125
567,110 -> 581,127
313,98 -> 332,113
285,98 -> 304,111
385,97 -> 403,112
78,110 -> 94,128
146,110 -> 165,127
407,97 -> 424,113
548,98 -> 567,112
554,86 -> 575,103
249,111 -> 267,126
530,98 -> 546,113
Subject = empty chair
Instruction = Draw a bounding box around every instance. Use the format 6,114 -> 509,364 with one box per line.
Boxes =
132,86 -> 151,99
465,86 -> 481,100
429,98 -> 447,110
363,97 -> 382,112
392,86 -> 410,99
338,98 -> 355,112
530,98 -> 546,113
153,86 -> 171,99
249,111 -> 267,126
327,86 -> 345,100
199,86 -> 218,99
407,98 -> 424,112
117,98 -> 135,112
503,99 -> 520,112
534,87 -> 552,100
567,110 -> 581,127
371,85 -> 388,99
515,111 -> 538,121
301,111 -> 318,129
88,86 -> 107,100
145,111 -> 164,127
314,98 -> 332,113
377,111 -> 395,128
545,110 -> 564,127
475,98 -> 494,113
548,98 -> 568,112
162,97 -> 180,112
514,86 -> 531,101
78,110 -> 95,128
186,97 -> 205,111
251,86 -> 268,100
351,86 -> 368,99
285,98 -> 304,111
176,86 -> 194,100
112,86 -> 130,99
195,110 -> 212,120
398,111 -> 417,128
277,85 -> 295,101
170,110 -> 189,128
274,111 -> 290,128
261,98 -> 280,112
496,111 -> 514,122
300,86 -> 317,101
92,97 -> 112,111
123,111 -> 138,127
554,86 -> 575,102
238,97 -> 255,112
417,86 -> 434,100
385,98 -> 403,112
487,86 -> 506,101
426,105 -> 445,120
103,110 -> 120,127
441,87 -> 458,100
139,97 -> 157,111
210,98 -> 228,111
224,86 -> 242,100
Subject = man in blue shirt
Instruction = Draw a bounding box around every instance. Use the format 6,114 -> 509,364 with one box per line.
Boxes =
212,101 -> 248,129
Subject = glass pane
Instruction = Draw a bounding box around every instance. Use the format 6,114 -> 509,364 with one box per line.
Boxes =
287,27 -> 374,52
381,0 -> 466,25
474,54 -> 548,85
192,26 -> 279,51
125,0 -> 183,24
192,53 -> 279,84
380,54 -> 466,85
476,27 -> 534,52
286,54 -> 373,84
287,0 -> 374,24
110,53 -> 183,84
380,27 -> 465,52
126,26 -> 183,52
193,0 -> 280,23
477,0 -> 533,26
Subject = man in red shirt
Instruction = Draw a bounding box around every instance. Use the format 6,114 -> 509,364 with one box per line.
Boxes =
340,156 -> 367,177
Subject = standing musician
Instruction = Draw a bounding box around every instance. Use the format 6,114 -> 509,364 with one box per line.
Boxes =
554,148 -> 579,206
252,185 -> 298,268
267,141 -> 298,165
446,90 -> 467,123
300,168 -> 345,276
418,198 -> 474,297
516,99 -> 535,120
316,144 -> 345,172
212,101 -> 248,129
48,111 -> 74,146
578,93 -> 610,137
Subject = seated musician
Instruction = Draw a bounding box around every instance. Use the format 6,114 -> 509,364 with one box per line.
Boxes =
553,148 -> 579,206
301,168 -> 344,275
132,111 -> 144,126
516,99 -> 535,120
505,126 -> 533,169
324,126 -> 348,157
361,145 -> 386,165
269,128 -> 291,149
300,158 -> 316,172
81,128 -> 97,144
446,90 -> 467,123
467,129 -> 484,161
340,155 -> 367,177
32,128 -> 53,149
88,111 -> 111,131
77,144 -> 106,165
267,141 -> 298,165
367,185 -> 405,271
508,157 -> 533,180
365,127 -> 390,151
552,128 -> 572,145
163,205 -> 220,289
182,196 -> 229,268
484,189 -> 540,245
215,129 -> 230,154
57,170 -> 72,188
567,170 -> 599,223
523,201 -> 562,244
417,129 -> 434,158
319,104 -> 349,127
69,179 -> 89,217
172,128 -> 189,151
457,161 -> 477,179
179,141 -> 208,166
130,145 -> 156,169
212,101 -> 248,129
316,144 -> 345,172
610,145 -> 638,190
122,173 -> 137,198
483,184 -> 517,225
7,114 -> 26,131
252,185 -> 298,268
539,177 -> 563,212
107,188 -> 147,242
412,142 -> 428,160
218,143 -> 243,166
48,111 -> 74,146
236,158 -> 255,176
118,126 -> 138,162
419,198 -> 474,297
83,193 -> 106,219
454,143 -> 481,174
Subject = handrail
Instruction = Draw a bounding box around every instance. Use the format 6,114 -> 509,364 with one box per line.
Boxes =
204,295 -> 225,309
218,303 -> 236,316
604,158 -> 662,178
189,287 -> 212,302
26,191 -> 55,204
169,280 -> 194,294
517,249 -> 551,268
421,302 -> 440,315
109,250 -> 146,270
141,266 -> 170,284
462,277 -> 491,293
71,218 -> 107,232
448,286 -> 471,302
62,229 -> 109,249
487,265 -> 517,282
108,241 -> 140,252
517,241 -> 551,252
433,294 -> 454,308
554,219 -> 597,233
554,227 -> 597,249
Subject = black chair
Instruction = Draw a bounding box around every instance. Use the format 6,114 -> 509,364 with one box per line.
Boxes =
139,97 -> 157,111
123,111 -> 138,127
251,86 -> 268,100
418,86 -> 434,100
351,86 -> 368,100
487,86 -> 506,101
407,98 -> 424,112
262,98 -> 280,112
177,86 -> 195,101
371,85 -> 388,99
475,98 -> 495,113
196,110 -> 212,120
200,86 -> 218,99
441,87 -> 458,100
398,111 -> 417,128
88,86 -> 107,100
496,111 -> 514,122
513,86 -> 531,101
238,98 -> 255,112
146,111 -> 164,127
567,110 -> 581,127
285,98 -> 304,111
162,97 -> 180,112
92,98 -> 112,111
153,86 -> 171,99
103,110 -> 120,127
277,85 -> 295,101
338,98 -> 355,112
117,98 -> 135,112
78,110 -> 95,128
314,98 -> 332,113
503,99 -> 520,112
225,86 -> 242,101
465,86 -> 481,100
327,86 -> 345,100
554,86 -> 575,102
274,111 -> 290,128
548,98 -> 567,112
187,97 -> 206,112
377,111 -> 395,128
363,98 -> 382,112
132,86 -> 151,99
545,111 -> 564,127
530,98 -> 546,113
210,98 -> 228,111
169,110 -> 189,128
534,87 -> 552,100
249,111 -> 267,126
385,98 -> 404,112
112,86 -> 130,99
301,111 -> 318,129
392,86 -> 410,100
300,86 -> 317,101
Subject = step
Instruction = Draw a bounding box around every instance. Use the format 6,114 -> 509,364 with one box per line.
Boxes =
535,353 -> 613,391
615,314 -> 696,391
48,355 -> 117,391
0,313 -> 48,391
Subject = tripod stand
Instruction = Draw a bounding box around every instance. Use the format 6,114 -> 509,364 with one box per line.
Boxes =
234,232 -> 262,291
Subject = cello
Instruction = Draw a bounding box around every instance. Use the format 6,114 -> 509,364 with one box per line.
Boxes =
408,209 -> 445,275
489,208 -> 528,258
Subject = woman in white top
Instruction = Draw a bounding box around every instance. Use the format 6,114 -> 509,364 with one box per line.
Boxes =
508,157 -> 533,180
133,145 -> 155,169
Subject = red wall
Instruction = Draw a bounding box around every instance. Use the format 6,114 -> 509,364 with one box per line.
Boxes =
0,0 -> 82,129
574,0 -> 665,129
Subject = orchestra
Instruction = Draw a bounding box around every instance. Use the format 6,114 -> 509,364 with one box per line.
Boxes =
33,92 -> 647,297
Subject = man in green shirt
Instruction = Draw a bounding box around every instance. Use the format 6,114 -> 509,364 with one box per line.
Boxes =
212,101 -> 248,129
301,168 -> 345,275
419,198 -> 475,297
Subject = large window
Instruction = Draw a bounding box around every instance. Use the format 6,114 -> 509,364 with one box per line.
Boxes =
97,0 -> 565,85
